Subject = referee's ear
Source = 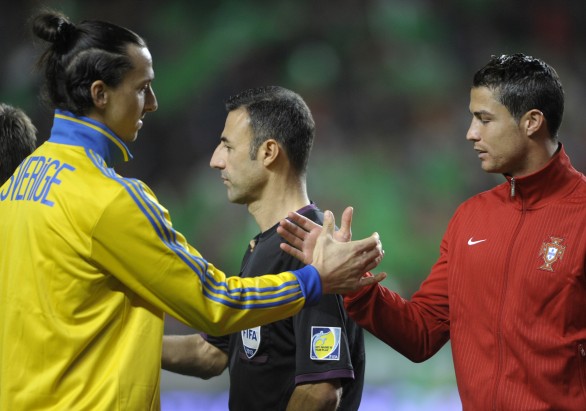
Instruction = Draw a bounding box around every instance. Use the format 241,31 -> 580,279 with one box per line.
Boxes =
260,138 -> 280,166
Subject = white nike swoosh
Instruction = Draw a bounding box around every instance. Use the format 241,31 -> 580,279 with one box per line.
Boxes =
468,237 -> 487,246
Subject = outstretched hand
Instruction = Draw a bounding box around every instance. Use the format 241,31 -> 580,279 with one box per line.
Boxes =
277,207 -> 386,294
278,206 -> 354,262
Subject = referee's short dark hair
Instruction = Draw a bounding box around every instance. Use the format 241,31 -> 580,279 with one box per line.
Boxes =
225,86 -> 315,176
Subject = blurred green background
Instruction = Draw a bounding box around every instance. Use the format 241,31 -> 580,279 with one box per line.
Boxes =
3,0 -> 586,409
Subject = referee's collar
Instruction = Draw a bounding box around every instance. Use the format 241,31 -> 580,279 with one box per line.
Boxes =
48,110 -> 133,166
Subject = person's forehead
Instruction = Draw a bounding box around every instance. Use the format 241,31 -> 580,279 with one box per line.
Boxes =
470,87 -> 500,106
126,45 -> 154,78
224,109 -> 252,141
227,108 -> 252,128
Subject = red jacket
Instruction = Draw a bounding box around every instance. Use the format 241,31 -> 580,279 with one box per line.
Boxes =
345,146 -> 586,410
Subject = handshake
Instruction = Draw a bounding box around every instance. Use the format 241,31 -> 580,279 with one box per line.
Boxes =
278,206 -> 386,294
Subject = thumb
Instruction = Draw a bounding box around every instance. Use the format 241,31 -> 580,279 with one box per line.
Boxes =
321,210 -> 335,239
337,206 -> 353,242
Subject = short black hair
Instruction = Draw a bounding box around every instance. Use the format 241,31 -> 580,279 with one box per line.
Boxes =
225,86 -> 315,176
473,54 -> 564,138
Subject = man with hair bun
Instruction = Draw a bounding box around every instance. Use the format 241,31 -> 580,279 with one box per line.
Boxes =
0,10 -> 384,410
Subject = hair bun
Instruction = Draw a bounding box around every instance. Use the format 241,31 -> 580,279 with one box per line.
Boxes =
56,19 -> 76,45
32,11 -> 76,48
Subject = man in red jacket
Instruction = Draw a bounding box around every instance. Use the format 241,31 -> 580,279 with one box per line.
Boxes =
279,54 -> 586,410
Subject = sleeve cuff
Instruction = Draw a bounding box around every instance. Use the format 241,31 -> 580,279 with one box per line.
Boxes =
292,265 -> 322,306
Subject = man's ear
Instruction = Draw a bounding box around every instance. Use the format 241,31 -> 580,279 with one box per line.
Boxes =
90,80 -> 108,108
261,139 -> 280,166
523,109 -> 545,137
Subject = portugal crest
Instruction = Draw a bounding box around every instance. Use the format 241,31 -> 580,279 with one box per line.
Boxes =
538,237 -> 565,272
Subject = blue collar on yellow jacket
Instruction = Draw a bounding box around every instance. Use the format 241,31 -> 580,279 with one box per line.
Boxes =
49,110 -> 133,166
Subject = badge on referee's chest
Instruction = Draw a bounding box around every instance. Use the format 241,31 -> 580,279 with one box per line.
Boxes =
242,326 -> 261,359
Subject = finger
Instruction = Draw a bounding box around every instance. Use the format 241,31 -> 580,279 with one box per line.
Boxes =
279,218 -> 309,236
348,232 -> 381,256
358,272 -> 387,287
360,248 -> 384,273
287,211 -> 321,232
279,242 -> 306,262
277,220 -> 309,249
336,206 -> 353,242
277,227 -> 304,251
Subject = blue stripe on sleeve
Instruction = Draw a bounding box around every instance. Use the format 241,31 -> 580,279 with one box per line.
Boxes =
201,288 -> 303,309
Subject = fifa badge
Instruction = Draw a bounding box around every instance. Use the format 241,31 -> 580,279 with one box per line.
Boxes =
538,236 -> 565,272
310,326 -> 341,361
241,326 -> 261,359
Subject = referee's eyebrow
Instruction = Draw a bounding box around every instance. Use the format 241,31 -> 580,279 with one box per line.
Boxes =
471,109 -> 492,118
